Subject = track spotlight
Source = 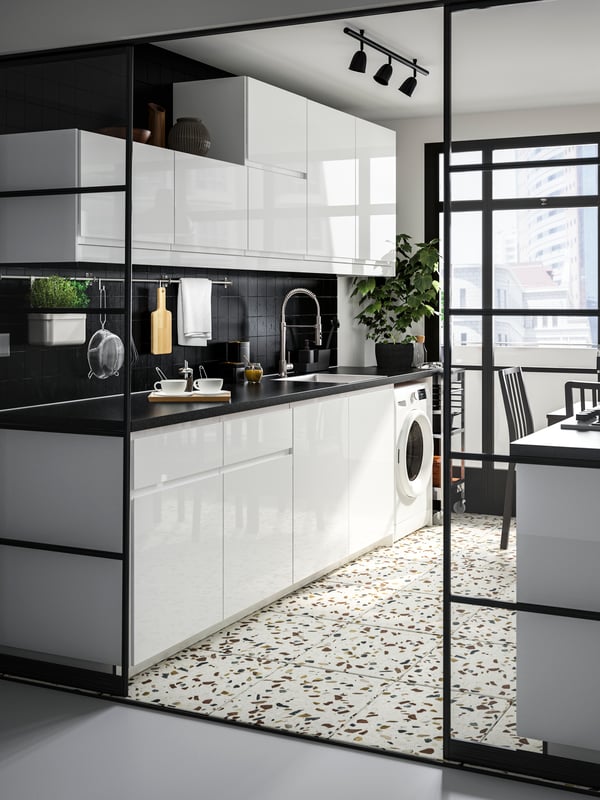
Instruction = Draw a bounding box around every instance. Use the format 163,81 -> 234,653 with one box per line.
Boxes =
344,27 -> 429,98
348,29 -> 367,73
399,59 -> 418,97
374,57 -> 393,86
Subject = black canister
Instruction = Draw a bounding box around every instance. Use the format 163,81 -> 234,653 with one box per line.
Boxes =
226,340 -> 250,364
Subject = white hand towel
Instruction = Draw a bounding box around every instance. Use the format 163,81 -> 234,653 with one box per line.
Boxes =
177,278 -> 212,347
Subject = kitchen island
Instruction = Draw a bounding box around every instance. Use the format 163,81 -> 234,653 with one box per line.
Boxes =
512,420 -> 600,762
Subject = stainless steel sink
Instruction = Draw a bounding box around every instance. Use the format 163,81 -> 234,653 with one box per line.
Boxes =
274,373 -> 380,384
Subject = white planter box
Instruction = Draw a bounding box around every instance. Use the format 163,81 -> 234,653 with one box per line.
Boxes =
28,313 -> 86,346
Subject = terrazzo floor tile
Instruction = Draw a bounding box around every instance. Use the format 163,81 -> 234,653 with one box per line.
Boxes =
298,622 -> 440,680
450,560 -> 516,602
360,590 -> 477,635
129,650 -> 281,714
329,683 -> 511,760
451,605 -> 516,646
217,664 -> 381,738
192,611 -> 332,660
482,703 -> 544,753
450,639 -> 516,699
269,580 -> 391,622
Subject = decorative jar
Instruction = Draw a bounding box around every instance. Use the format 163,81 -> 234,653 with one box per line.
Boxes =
167,117 -> 211,155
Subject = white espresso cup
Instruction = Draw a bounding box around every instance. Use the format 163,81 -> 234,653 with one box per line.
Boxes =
154,379 -> 188,394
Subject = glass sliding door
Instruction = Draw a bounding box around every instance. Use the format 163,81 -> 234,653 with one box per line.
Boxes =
444,0 -> 600,788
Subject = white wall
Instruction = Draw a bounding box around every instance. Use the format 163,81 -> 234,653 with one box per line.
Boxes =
1,0 -> 425,56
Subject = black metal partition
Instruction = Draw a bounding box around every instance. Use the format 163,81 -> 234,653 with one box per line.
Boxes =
443,0 -> 600,789
0,44 -> 134,695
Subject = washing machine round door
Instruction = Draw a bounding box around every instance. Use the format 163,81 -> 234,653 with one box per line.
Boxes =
396,408 -> 433,499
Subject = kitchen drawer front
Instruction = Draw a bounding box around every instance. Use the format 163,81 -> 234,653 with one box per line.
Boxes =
223,407 -> 292,466
132,419 -> 222,490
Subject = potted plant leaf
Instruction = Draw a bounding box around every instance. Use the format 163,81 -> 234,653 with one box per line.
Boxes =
28,275 -> 91,346
351,234 -> 440,371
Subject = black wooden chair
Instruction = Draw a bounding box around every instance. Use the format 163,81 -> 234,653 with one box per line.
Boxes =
498,367 -> 534,549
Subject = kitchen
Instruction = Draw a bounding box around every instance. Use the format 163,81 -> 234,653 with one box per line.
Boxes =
1,0 -> 600,793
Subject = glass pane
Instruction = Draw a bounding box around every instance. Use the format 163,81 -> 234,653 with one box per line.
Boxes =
492,164 -> 597,199
493,315 -> 596,348
440,211 -> 482,309
439,151 -> 483,201
493,143 -> 598,163
493,208 -> 598,312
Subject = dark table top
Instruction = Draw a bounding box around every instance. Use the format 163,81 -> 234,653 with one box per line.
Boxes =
511,419 -> 600,465
0,366 -> 441,436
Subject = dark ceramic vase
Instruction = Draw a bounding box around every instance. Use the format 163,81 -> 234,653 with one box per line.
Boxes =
167,117 -> 211,156
375,342 -> 422,372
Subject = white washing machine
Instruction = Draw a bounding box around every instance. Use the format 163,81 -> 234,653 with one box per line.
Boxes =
394,380 -> 433,540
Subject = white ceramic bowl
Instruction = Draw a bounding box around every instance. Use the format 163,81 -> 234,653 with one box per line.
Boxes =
193,378 -> 224,393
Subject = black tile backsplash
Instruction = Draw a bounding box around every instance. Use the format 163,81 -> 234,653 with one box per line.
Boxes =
0,264 -> 338,410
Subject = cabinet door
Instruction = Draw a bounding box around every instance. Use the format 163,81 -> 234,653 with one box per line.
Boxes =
246,78 -> 307,173
248,167 -> 307,255
79,130 -> 127,244
293,396 -> 349,583
355,118 -> 396,265
307,101 -> 356,260
132,473 -> 223,666
223,455 -> 292,619
348,387 -> 395,553
174,152 -> 247,252
131,143 -> 174,248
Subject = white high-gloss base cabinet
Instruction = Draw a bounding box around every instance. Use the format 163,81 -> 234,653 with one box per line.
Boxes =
516,462 -> 600,753
355,118 -> 396,265
247,167 -> 307,256
223,455 -> 293,619
307,100 -> 356,261
293,396 -> 349,583
174,151 -> 247,252
173,76 -> 307,174
348,387 -> 395,553
132,473 -> 223,666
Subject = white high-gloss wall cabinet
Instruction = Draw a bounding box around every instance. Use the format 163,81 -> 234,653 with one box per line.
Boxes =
174,151 -> 247,252
307,100 -> 356,261
173,76 -> 307,173
516,462 -> 600,753
0,129 -> 175,262
0,429 -> 123,665
356,118 -> 396,265
247,167 -> 307,256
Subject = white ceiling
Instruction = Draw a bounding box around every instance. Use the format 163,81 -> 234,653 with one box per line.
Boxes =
159,0 -> 600,123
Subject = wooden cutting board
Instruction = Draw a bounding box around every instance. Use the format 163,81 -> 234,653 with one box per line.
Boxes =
151,286 -> 172,354
148,390 -> 231,403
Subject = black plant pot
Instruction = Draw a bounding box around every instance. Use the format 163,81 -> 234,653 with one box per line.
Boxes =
375,342 -> 425,372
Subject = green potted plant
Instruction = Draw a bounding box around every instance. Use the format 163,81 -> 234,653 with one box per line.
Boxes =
351,234 -> 440,371
28,275 -> 91,346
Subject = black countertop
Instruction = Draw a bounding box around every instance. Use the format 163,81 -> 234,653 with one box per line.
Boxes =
0,366 -> 441,436
511,419 -> 600,465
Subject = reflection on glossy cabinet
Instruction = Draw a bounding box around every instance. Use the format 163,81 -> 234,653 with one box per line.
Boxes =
293,396 -> 349,583
307,100 -> 356,260
348,387 -> 395,553
223,455 -> 293,618
246,78 -> 307,173
174,151 -> 247,252
130,143 -> 174,249
248,167 -> 307,256
355,118 -> 396,265
132,473 -> 223,666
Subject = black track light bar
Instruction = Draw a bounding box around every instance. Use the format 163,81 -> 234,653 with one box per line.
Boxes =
343,26 -> 429,77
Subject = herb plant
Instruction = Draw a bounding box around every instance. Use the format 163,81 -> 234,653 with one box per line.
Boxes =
30,275 -> 91,309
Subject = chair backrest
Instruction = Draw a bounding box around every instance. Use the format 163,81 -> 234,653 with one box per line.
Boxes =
564,380 -> 600,418
498,366 -> 534,441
